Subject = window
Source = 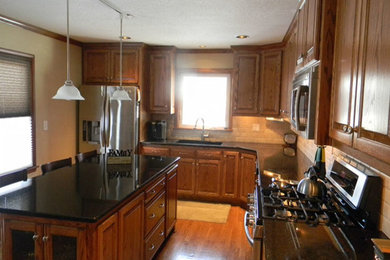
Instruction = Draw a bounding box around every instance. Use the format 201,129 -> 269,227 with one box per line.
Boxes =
177,70 -> 232,130
0,49 -> 35,176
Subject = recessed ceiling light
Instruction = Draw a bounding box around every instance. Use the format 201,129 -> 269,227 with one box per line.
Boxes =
199,45 -> 207,48
119,36 -> 131,40
236,35 -> 249,39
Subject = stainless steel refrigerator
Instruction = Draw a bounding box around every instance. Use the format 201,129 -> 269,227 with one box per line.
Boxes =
78,86 -> 139,154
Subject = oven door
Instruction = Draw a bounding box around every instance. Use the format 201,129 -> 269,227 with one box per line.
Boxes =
244,188 -> 263,260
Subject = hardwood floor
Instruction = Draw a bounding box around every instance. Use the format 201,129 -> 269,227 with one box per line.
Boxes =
155,206 -> 252,260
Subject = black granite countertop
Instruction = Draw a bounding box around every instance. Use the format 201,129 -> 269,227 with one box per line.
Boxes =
0,155 -> 179,223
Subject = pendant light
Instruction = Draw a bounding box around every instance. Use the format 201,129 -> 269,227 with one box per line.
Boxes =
53,0 -> 84,100
111,13 -> 131,101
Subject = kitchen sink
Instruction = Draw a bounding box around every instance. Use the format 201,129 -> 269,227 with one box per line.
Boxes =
176,140 -> 223,145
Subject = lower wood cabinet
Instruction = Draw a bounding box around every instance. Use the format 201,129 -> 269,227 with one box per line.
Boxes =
239,153 -> 257,202
3,219 -> 87,260
97,214 -> 118,260
141,144 -> 257,206
2,164 -> 178,260
118,193 -> 144,260
166,169 -> 177,235
196,159 -> 222,197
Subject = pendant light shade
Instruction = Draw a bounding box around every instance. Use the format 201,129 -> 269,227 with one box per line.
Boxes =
53,80 -> 85,100
110,13 -> 131,101
52,0 -> 84,101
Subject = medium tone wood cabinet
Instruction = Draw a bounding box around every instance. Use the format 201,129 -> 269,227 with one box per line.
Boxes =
141,144 -> 257,206
295,0 -> 321,71
3,219 -> 86,260
280,21 -> 297,119
239,153 -> 257,203
147,46 -> 175,114
118,193 -> 144,260
259,50 -> 282,115
196,159 -> 222,197
232,52 -> 261,115
82,43 -> 142,85
166,169 -> 177,235
330,0 -> 390,164
97,213 -> 118,260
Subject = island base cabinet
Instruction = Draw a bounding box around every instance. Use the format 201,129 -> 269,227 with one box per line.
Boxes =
97,214 -> 118,260
166,168 -> 177,235
144,217 -> 165,260
118,193 -> 144,260
3,219 -> 86,260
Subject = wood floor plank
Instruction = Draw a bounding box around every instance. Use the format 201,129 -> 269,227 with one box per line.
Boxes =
155,206 -> 252,260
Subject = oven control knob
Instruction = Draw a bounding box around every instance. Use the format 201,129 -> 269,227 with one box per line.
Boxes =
246,213 -> 255,227
247,193 -> 254,204
248,205 -> 255,212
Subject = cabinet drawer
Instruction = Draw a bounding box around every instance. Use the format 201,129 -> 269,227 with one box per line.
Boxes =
170,147 -> 196,158
145,176 -> 166,204
145,191 -> 165,236
144,217 -> 165,260
197,149 -> 222,159
141,146 -> 170,156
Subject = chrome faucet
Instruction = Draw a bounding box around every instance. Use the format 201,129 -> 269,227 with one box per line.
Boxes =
194,118 -> 209,141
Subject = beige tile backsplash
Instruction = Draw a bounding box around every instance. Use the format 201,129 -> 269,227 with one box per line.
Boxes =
151,114 -> 293,144
298,137 -> 390,237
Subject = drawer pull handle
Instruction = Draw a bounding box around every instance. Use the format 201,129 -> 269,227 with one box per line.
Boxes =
159,231 -> 165,237
148,244 -> 155,251
150,189 -> 156,194
149,213 -> 156,219
42,236 -> 49,242
32,234 -> 39,241
159,203 -> 165,208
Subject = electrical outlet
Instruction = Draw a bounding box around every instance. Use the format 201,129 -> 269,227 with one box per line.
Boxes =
252,124 -> 260,131
43,120 -> 48,131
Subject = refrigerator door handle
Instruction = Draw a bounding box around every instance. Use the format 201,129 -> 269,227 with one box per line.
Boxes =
99,86 -> 106,151
105,89 -> 111,153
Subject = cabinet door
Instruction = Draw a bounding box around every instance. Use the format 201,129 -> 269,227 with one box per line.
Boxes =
259,50 -> 282,116
239,153 -> 256,202
166,168 -> 177,235
97,214 -> 118,260
118,193 -> 144,260
304,0 -> 321,64
44,225 -> 86,260
177,158 -> 196,196
296,1 -> 306,70
196,159 -> 221,197
83,49 -> 110,84
140,146 -> 170,156
354,0 -> 390,163
4,220 -> 43,260
280,24 -> 297,119
329,0 -> 361,146
233,53 -> 260,115
111,48 -> 139,84
148,51 -> 174,114
222,151 -> 239,198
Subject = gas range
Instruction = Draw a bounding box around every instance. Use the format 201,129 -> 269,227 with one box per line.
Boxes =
245,155 -> 383,260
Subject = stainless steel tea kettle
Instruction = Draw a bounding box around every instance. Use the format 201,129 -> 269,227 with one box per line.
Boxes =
297,166 -> 327,198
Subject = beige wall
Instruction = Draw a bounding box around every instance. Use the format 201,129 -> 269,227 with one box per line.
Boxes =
0,22 -> 81,172
151,52 -> 291,144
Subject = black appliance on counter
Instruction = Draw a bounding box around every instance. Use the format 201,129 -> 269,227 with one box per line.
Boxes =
245,155 -> 383,260
148,120 -> 167,141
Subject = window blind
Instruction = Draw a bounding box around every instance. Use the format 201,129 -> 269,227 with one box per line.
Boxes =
0,50 -> 34,175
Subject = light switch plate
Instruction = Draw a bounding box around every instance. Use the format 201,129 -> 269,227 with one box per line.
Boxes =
43,120 -> 48,131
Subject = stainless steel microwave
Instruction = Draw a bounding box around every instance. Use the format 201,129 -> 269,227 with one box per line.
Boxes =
290,64 -> 319,139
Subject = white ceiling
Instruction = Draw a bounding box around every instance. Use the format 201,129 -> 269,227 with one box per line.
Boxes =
0,0 -> 299,48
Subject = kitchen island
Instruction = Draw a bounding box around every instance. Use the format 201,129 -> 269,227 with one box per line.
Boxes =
0,154 -> 179,260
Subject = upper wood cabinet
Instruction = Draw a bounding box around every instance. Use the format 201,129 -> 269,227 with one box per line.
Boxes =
280,22 -> 297,119
259,50 -> 282,116
296,0 -> 321,71
232,52 -> 261,115
330,0 -> 390,164
146,46 -> 175,114
329,0 -> 361,146
82,43 -> 143,85
232,47 -> 283,117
